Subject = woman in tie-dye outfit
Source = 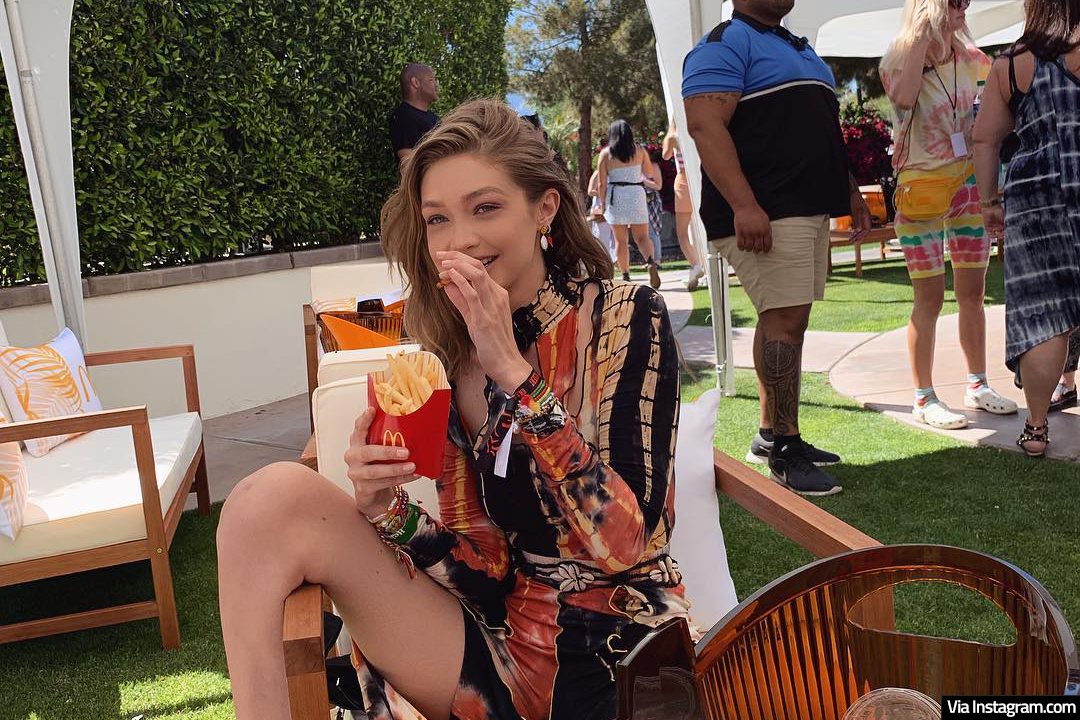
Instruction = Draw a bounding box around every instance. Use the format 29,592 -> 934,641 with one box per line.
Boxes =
880,0 -> 1017,431
217,99 -> 690,720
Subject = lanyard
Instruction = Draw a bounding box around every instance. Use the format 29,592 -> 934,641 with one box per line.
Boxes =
931,53 -> 958,128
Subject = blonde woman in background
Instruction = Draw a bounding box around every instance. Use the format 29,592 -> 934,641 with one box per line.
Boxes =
662,121 -> 706,291
880,0 -> 1017,430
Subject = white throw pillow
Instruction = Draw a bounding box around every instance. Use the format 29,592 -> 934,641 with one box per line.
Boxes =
0,327 -> 103,457
0,412 -> 28,540
671,387 -> 739,633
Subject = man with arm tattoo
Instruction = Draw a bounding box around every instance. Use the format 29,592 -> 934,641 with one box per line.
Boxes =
682,0 -> 872,496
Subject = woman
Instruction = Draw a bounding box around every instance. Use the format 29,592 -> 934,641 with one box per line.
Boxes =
597,120 -> 662,288
216,99 -> 689,720
973,0 -> 1080,456
880,0 -> 1016,430
662,122 -> 705,291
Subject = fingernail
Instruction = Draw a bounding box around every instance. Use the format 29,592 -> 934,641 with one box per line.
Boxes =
397,448 -> 409,459
404,463 -> 415,472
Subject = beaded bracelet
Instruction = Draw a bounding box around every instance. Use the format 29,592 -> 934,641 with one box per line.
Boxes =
366,486 -> 418,578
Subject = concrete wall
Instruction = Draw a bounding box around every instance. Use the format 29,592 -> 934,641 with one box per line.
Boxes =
0,247 -> 395,419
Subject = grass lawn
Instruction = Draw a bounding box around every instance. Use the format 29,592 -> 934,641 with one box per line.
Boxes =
1,365 -> 1076,718
682,369 -> 1078,646
687,257 -> 1006,333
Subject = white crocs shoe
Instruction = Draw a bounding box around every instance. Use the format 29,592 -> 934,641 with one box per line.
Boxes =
685,265 -> 705,291
964,385 -> 1018,415
912,400 -> 969,429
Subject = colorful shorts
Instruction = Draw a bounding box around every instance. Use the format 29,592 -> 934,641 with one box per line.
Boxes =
895,169 -> 989,280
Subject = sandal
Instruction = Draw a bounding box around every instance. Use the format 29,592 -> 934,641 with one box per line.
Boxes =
1016,419 -> 1050,458
1049,382 -> 1078,413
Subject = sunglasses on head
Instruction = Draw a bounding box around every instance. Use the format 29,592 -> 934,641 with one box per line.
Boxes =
949,0 -> 970,10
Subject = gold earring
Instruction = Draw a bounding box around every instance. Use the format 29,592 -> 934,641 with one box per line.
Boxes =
539,224 -> 552,251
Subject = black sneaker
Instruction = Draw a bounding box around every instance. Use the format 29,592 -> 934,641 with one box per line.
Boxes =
746,432 -> 840,466
768,441 -> 843,496
622,271 -> 631,282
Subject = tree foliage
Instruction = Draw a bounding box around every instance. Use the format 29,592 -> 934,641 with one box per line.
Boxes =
507,0 -> 666,191
0,0 -> 511,286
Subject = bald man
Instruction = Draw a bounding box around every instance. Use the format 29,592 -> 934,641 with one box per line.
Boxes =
389,63 -> 440,164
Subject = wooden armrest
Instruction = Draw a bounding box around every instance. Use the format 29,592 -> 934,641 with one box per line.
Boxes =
84,345 -> 201,415
713,449 -> 879,558
0,406 -> 149,444
283,583 -> 330,720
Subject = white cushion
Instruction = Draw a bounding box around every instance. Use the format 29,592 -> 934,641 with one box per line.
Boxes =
670,388 -> 738,632
0,412 -> 28,540
313,376 -> 439,519
317,345 -> 421,388
0,412 -> 203,564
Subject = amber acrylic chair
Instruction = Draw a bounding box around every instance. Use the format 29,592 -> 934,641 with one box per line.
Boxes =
690,544 -> 1079,720
619,545 -> 1079,720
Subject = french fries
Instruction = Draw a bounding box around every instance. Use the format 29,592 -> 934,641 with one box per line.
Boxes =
374,351 -> 441,415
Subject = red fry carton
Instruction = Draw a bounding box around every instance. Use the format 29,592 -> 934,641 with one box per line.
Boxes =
365,350 -> 451,479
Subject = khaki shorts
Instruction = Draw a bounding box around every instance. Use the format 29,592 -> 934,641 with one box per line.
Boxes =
711,215 -> 830,314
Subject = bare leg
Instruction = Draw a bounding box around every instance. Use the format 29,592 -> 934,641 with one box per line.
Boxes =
630,223 -> 656,261
217,463 -> 465,720
611,225 -> 631,274
754,304 -> 812,437
1018,333 -> 1072,453
908,274 -> 946,390
675,211 -> 700,267
953,267 -> 988,375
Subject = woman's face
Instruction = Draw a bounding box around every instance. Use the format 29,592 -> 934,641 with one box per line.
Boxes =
420,153 -> 558,295
946,0 -> 968,33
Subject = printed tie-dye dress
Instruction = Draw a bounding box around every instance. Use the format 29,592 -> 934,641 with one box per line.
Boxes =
353,269 -> 692,720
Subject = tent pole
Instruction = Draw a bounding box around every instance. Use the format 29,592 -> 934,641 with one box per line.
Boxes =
706,246 -> 736,396
3,0 -> 84,345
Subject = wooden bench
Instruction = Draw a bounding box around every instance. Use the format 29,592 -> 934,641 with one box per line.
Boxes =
828,225 -> 898,278
281,443 -> 880,718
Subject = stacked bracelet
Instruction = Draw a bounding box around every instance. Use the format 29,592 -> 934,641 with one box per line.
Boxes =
511,372 -> 566,434
366,487 -> 421,576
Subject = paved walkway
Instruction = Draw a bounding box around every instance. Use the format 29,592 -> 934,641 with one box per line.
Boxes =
830,305 -> 1080,462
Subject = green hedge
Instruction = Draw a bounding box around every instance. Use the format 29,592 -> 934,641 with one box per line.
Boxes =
0,0 -> 510,286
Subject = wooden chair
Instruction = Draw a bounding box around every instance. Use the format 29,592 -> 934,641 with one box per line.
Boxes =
0,344 -> 210,649
281,446 -> 882,719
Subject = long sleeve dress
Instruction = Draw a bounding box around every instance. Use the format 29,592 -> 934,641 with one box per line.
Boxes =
354,268 -> 691,720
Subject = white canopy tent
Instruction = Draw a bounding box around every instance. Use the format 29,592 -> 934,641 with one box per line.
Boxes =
646,0 -> 1024,395
804,0 -> 1025,58
0,0 -> 84,345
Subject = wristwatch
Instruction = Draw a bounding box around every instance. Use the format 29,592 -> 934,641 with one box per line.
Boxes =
980,197 -> 1002,209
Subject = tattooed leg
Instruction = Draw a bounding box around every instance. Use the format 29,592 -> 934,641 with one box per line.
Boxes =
754,305 -> 811,438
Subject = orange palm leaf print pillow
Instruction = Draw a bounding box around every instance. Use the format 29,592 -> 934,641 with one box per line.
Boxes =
0,328 -> 103,457
0,412 -> 28,539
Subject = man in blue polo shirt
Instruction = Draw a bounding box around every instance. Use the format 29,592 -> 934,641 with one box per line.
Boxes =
683,0 -> 871,497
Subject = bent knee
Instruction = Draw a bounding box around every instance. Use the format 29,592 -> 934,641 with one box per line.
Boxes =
218,462 -> 322,541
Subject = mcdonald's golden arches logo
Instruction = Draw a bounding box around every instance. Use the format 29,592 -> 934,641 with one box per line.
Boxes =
382,430 -> 405,447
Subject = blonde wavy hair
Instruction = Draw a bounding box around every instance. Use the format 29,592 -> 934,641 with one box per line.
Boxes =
380,98 -> 614,378
881,0 -> 973,71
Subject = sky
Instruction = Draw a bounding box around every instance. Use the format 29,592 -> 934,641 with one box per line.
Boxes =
507,92 -> 532,114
